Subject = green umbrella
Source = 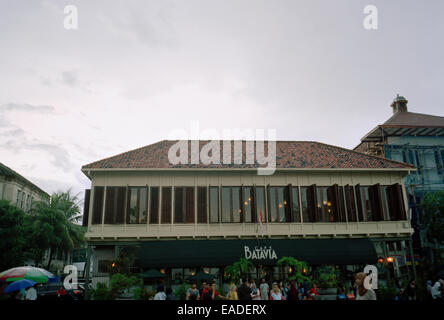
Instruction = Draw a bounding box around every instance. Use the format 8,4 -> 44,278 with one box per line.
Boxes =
138,269 -> 166,279
187,271 -> 215,281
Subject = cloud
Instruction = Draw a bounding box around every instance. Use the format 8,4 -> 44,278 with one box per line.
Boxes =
60,70 -> 79,87
0,103 -> 55,113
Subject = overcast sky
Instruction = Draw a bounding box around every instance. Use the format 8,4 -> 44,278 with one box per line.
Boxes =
0,0 -> 443,198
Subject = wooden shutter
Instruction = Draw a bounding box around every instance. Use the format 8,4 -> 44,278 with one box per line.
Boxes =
388,183 -> 407,221
251,186 -> 257,223
345,185 -> 357,222
161,187 -> 172,224
355,184 -> 364,222
92,187 -> 104,225
185,187 -> 195,223
308,184 -> 317,222
369,184 -> 384,221
116,187 -> 126,224
284,185 -> 292,222
197,187 -> 207,223
82,189 -> 90,227
104,187 -> 116,224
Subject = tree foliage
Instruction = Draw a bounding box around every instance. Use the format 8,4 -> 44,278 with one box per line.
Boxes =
0,200 -> 28,270
224,258 -> 253,284
0,190 -> 86,272
277,256 -> 310,284
419,190 -> 444,246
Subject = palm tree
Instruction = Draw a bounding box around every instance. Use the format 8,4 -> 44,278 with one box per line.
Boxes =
224,258 -> 253,284
29,190 -> 86,270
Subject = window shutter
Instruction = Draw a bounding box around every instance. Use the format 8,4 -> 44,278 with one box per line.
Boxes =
185,187 -> 195,223
355,184 -> 364,222
308,184 -> 317,222
82,189 -> 90,227
285,185 -> 292,222
369,184 -> 384,221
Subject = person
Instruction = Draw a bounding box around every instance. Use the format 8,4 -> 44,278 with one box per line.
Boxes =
431,279 -> 442,300
200,282 -> 208,301
226,283 -> 239,300
287,281 -> 299,301
259,278 -> 269,300
153,285 -> 167,300
269,283 -> 284,300
25,284 -> 38,300
279,281 -> 288,300
57,286 -> 67,299
354,272 -> 376,300
165,287 -> 176,300
337,286 -> 347,300
426,280 -> 433,300
238,279 -> 252,300
250,282 -> 261,300
306,283 -> 319,300
203,281 -> 226,300
187,282 -> 200,300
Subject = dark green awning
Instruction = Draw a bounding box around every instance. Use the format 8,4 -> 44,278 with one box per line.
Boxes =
137,238 -> 377,268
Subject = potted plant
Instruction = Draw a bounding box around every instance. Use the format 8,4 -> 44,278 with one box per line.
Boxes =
316,266 -> 338,300
277,256 -> 310,285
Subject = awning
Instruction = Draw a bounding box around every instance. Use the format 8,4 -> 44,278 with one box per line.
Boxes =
137,238 -> 377,268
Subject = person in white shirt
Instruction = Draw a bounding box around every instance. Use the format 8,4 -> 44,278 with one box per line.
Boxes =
25,285 -> 38,300
431,280 -> 442,299
153,285 -> 167,300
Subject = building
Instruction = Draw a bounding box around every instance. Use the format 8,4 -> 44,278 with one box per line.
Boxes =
354,95 -> 444,256
0,161 -> 49,211
0,161 -> 73,272
81,140 -> 416,288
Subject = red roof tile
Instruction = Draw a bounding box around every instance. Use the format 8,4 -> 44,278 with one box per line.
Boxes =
82,140 -> 414,170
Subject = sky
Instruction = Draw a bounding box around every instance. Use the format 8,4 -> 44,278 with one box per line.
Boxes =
0,0 -> 443,200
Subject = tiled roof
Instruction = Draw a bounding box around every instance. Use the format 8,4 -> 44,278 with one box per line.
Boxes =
82,140 -> 414,171
0,162 -> 50,197
382,111 -> 444,127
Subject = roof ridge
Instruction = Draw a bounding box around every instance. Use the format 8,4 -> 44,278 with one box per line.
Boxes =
0,162 -> 50,196
313,141 -> 416,169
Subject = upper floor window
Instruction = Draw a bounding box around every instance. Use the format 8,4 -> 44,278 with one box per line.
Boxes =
16,190 -> 21,206
104,187 -> 126,224
209,186 -> 219,223
161,187 -> 172,224
221,187 -> 242,223
92,186 -> 104,225
127,187 -> 147,224
149,187 -> 159,224
268,186 -> 291,222
174,187 -> 195,223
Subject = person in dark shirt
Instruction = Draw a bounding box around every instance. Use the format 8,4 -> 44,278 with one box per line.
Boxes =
237,279 -> 252,300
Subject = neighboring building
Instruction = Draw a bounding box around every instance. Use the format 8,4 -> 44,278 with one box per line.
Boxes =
354,95 -> 444,256
0,161 -> 49,210
81,140 -> 416,286
0,162 -> 73,273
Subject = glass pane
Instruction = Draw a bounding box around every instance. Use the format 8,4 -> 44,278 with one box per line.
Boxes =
221,187 -> 231,223
300,187 -> 309,223
209,187 -> 219,223
292,187 -> 301,222
139,187 -> 147,224
232,187 -> 241,223
276,187 -> 286,222
316,187 -> 329,222
255,187 -> 266,223
243,187 -> 253,223
269,187 -> 278,222
128,187 -> 138,224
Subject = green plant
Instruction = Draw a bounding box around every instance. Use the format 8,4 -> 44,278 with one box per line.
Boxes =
109,273 -> 142,297
316,266 -> 338,289
91,282 -> 113,300
376,285 -> 398,300
277,256 -> 310,284
174,283 -> 189,300
224,258 -> 253,284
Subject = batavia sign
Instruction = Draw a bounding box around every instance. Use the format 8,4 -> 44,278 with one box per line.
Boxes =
244,245 -> 278,260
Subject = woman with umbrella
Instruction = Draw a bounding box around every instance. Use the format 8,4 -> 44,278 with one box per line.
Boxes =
3,279 -> 38,300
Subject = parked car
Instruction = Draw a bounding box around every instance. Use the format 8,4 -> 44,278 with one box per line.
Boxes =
36,281 -> 84,300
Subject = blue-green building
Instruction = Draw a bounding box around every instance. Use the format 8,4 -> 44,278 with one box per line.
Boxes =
355,95 -> 444,254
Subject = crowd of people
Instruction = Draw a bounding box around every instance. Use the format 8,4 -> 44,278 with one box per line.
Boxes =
152,273 -> 382,301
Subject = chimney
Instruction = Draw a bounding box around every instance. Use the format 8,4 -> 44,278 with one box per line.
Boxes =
390,94 -> 408,114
